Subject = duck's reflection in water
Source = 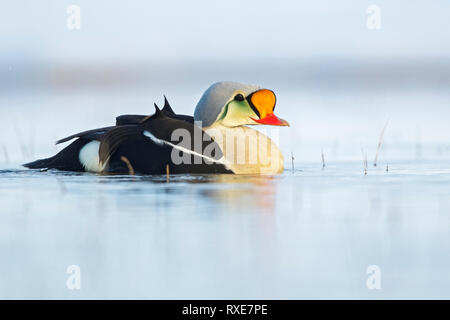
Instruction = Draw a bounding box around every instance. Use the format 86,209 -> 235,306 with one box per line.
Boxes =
101,173 -> 279,214
149,174 -> 277,214
196,174 -> 278,214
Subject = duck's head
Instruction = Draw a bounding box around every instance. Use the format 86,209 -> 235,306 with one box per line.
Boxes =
194,81 -> 289,128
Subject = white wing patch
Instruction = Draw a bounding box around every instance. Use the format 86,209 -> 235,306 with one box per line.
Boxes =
143,130 -> 225,165
79,141 -> 106,173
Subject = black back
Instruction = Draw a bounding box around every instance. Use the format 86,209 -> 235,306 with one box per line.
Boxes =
24,96 -> 230,174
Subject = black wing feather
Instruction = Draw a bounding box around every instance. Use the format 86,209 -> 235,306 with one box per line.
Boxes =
56,126 -> 116,145
98,125 -> 143,165
115,115 -> 148,126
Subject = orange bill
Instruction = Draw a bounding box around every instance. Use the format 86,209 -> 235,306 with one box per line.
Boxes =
249,89 -> 289,126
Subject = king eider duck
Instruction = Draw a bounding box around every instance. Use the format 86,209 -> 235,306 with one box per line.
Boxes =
24,82 -> 289,175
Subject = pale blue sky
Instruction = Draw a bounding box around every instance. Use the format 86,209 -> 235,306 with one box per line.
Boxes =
1,0 -> 449,64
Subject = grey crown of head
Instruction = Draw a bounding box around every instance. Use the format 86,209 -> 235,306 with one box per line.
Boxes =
194,81 -> 262,127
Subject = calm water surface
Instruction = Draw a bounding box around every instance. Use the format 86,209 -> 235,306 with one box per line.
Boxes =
0,160 -> 449,299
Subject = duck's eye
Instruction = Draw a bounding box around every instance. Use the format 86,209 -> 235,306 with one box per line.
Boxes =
234,93 -> 245,102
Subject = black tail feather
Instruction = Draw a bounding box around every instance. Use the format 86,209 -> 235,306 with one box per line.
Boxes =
23,157 -> 56,169
23,138 -> 89,172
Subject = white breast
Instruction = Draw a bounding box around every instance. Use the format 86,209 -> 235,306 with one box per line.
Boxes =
205,125 -> 284,175
78,141 -> 106,173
